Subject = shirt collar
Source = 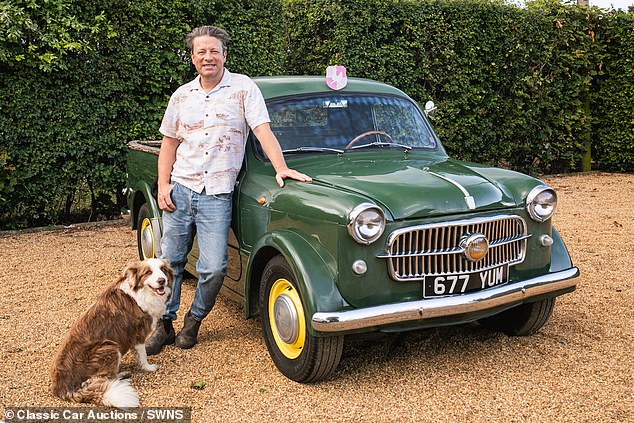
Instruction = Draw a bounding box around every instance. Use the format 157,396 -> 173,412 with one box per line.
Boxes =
188,69 -> 233,93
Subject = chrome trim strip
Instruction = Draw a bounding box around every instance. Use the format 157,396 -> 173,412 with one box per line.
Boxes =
312,268 -> 579,332
385,214 -> 525,244
378,233 -> 532,259
490,233 -> 532,247
428,171 -> 476,210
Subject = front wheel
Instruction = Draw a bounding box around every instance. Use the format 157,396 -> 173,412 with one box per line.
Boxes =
137,203 -> 156,260
260,255 -> 343,383
479,298 -> 555,336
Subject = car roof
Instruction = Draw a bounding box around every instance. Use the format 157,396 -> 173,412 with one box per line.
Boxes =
252,76 -> 410,101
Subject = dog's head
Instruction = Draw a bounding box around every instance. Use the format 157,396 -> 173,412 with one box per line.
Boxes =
121,258 -> 174,299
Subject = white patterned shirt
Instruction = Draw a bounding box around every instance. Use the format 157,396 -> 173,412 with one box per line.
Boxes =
159,70 -> 270,195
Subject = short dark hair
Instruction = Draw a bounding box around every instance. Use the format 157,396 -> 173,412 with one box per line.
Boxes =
186,26 -> 230,53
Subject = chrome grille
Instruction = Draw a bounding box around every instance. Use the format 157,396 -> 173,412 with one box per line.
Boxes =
380,215 -> 529,281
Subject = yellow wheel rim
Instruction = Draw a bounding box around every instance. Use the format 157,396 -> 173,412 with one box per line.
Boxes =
140,217 -> 154,259
269,278 -> 306,359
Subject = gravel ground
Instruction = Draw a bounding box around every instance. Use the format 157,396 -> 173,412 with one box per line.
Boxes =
0,172 -> 632,422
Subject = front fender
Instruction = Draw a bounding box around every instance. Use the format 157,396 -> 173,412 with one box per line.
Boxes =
550,227 -> 574,272
129,180 -> 161,229
128,181 -> 164,258
245,229 -> 349,336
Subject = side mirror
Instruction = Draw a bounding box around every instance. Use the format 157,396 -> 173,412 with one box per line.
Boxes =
424,100 -> 437,117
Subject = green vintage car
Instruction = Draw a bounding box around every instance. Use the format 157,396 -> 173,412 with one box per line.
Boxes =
124,76 -> 578,382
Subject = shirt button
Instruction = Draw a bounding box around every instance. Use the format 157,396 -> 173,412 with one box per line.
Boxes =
205,132 -> 208,136
205,152 -> 209,155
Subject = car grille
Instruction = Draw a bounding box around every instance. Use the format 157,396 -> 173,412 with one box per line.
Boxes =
381,215 -> 529,281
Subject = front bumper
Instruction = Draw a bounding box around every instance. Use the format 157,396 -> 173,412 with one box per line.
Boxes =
312,267 -> 579,333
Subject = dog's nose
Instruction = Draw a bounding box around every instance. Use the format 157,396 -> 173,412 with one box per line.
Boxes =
157,277 -> 166,286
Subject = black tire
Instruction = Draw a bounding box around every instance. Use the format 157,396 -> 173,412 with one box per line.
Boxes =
479,298 -> 555,336
259,255 -> 343,383
136,203 -> 156,260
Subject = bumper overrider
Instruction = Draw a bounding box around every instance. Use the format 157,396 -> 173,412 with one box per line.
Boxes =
312,267 -> 579,332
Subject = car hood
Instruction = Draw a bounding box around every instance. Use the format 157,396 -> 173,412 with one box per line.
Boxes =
293,154 -> 521,220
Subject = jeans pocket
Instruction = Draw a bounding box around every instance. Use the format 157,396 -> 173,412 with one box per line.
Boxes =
210,192 -> 232,202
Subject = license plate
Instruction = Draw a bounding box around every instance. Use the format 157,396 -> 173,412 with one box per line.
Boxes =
423,265 -> 509,298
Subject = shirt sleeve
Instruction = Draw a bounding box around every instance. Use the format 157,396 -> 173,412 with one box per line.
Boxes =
244,80 -> 271,130
159,91 -> 180,139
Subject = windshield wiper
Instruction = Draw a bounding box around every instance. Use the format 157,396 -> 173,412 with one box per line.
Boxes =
347,141 -> 412,151
282,146 -> 344,154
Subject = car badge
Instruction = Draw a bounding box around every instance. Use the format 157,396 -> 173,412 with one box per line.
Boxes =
326,65 -> 347,90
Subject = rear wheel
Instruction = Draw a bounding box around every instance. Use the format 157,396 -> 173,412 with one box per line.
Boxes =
137,203 -> 156,260
260,255 -> 343,383
479,298 -> 555,336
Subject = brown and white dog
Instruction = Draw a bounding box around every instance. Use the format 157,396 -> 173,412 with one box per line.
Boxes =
51,258 -> 173,408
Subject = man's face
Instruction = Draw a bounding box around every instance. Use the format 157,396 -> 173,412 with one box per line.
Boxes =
190,35 -> 226,81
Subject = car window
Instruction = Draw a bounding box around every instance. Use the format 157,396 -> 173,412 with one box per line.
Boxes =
262,94 -> 438,153
374,102 -> 429,147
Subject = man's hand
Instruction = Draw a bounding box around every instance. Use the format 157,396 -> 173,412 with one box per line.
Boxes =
275,168 -> 312,188
158,183 -> 176,212
157,136 -> 179,212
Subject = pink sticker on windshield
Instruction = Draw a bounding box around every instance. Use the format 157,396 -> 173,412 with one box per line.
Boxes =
326,65 -> 347,91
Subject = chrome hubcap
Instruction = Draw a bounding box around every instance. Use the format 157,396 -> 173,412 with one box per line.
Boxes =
273,294 -> 299,344
141,221 -> 154,258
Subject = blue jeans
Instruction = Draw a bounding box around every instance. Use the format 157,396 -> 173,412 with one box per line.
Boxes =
160,183 -> 232,322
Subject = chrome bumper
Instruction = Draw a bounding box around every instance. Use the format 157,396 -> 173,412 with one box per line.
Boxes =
312,267 -> 579,333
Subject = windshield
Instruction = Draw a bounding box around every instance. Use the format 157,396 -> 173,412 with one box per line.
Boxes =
263,94 -> 439,153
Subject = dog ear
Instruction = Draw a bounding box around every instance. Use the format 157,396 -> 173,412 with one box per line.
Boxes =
123,261 -> 143,290
160,259 -> 174,286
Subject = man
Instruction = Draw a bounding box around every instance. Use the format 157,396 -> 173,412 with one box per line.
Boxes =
145,26 -> 311,356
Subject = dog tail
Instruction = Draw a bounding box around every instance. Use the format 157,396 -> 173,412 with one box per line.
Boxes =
102,378 -> 140,408
65,376 -> 140,408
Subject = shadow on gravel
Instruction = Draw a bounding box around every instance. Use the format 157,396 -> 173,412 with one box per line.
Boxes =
337,323 -> 507,376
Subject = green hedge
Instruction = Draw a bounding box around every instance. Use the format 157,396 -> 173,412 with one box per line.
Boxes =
0,0 -> 286,229
592,12 -> 634,172
0,0 -> 632,229
285,0 -> 604,174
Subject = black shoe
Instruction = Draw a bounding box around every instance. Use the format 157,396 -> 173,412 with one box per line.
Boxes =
175,311 -> 201,349
145,319 -> 175,356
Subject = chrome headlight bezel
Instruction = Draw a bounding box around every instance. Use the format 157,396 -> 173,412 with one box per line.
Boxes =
347,203 -> 386,245
526,185 -> 557,222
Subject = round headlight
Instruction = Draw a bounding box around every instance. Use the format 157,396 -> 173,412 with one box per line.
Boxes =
526,185 -> 557,222
347,203 -> 386,244
460,233 -> 489,262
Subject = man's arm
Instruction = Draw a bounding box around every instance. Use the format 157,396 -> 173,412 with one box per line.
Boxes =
157,136 -> 179,211
252,123 -> 312,187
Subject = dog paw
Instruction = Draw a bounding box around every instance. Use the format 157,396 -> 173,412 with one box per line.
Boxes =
142,363 -> 158,372
117,371 -> 132,379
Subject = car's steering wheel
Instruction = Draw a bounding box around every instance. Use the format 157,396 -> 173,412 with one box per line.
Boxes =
344,131 -> 393,150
